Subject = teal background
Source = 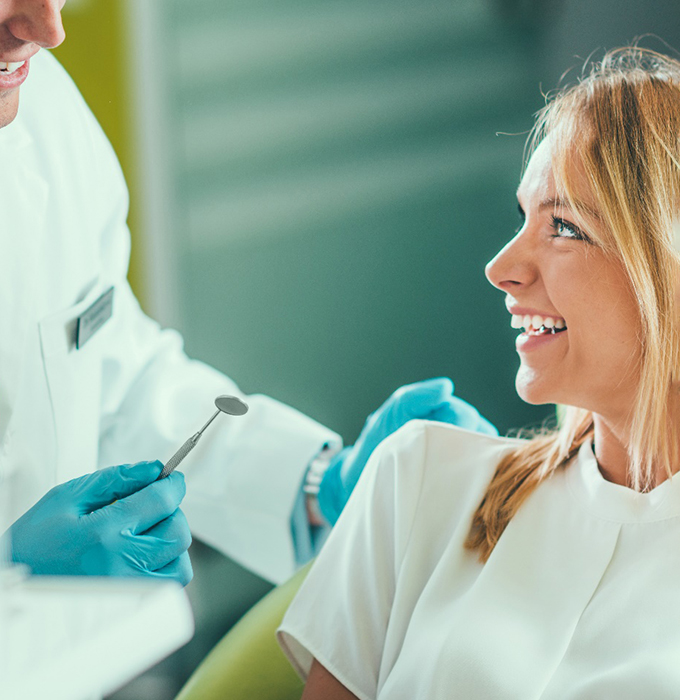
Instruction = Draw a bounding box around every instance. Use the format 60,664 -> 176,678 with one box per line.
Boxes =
158,0 -> 551,441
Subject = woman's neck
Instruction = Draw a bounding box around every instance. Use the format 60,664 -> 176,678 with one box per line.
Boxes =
592,412 -> 680,490
591,416 -> 632,488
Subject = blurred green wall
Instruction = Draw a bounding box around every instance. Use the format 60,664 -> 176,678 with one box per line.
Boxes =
52,1 -> 145,302
157,0 -> 553,440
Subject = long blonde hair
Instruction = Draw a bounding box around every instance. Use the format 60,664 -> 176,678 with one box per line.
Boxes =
465,46 -> 680,563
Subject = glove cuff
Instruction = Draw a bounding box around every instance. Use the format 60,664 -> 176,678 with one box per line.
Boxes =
317,447 -> 352,526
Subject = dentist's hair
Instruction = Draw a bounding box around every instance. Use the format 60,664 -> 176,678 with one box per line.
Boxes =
466,45 -> 680,562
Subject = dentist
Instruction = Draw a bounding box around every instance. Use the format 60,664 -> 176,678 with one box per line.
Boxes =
0,0 -> 496,587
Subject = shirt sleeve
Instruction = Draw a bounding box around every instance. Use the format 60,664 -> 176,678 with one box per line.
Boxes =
46,51 -> 341,584
277,421 -> 428,699
95,222 -> 340,586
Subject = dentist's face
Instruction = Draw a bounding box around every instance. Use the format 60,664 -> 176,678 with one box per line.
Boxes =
485,140 -> 642,423
0,0 -> 66,128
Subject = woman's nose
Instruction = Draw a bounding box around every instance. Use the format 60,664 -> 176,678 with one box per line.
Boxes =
7,0 -> 66,50
485,232 -> 537,292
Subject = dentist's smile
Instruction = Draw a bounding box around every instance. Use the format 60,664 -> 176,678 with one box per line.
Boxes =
0,58 -> 29,90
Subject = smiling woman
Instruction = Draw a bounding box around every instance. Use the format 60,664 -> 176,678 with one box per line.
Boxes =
484,137 -> 645,474
475,46 -> 680,561
277,46 -> 680,700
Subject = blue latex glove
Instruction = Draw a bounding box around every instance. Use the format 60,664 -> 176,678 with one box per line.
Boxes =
5,460 -> 193,586
318,377 -> 497,525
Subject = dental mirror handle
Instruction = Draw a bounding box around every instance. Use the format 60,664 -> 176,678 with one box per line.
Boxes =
158,433 -> 202,479
157,395 -> 249,480
196,409 -> 221,438
159,409 -> 222,479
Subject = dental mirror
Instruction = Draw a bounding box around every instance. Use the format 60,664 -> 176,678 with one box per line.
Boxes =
158,394 -> 249,479
215,395 -> 249,416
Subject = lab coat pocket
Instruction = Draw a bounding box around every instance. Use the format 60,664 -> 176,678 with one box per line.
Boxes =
39,280 -> 114,483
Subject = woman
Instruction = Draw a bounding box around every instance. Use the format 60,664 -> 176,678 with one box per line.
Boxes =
277,46 -> 680,699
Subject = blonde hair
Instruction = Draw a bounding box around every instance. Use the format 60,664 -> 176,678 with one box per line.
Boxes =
465,46 -> 680,563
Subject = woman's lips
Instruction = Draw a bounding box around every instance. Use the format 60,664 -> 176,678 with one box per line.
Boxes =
516,328 -> 567,352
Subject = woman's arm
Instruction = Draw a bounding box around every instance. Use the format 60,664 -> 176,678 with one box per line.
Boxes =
278,424 -> 430,697
301,659 -> 360,700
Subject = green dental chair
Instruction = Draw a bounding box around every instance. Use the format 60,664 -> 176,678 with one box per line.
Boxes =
175,561 -> 313,700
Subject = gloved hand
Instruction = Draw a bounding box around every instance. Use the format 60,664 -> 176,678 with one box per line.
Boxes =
317,377 -> 497,525
5,460 -> 193,586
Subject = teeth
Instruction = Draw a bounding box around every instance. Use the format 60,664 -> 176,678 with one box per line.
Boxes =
510,314 -> 567,333
0,61 -> 25,74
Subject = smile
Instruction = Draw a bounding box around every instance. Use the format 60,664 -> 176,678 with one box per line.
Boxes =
0,61 -> 25,74
511,314 -> 567,336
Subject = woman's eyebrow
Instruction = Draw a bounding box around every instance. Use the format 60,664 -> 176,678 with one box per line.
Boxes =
538,197 -> 569,211
515,195 -> 574,212
539,196 -> 600,219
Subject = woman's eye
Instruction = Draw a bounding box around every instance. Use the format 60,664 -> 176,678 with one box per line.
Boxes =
551,215 -> 590,242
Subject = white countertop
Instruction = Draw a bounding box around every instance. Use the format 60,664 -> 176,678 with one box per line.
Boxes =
0,571 -> 194,700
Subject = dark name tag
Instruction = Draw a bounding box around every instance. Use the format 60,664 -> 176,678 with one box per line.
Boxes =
76,286 -> 114,349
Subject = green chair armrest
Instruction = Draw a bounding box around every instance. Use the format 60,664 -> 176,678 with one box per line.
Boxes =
175,561 -> 313,700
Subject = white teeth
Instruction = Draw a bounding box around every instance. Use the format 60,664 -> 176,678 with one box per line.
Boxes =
0,61 -> 25,74
510,314 -> 567,333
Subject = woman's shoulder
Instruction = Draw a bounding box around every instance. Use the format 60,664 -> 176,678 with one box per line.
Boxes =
380,419 -> 523,478
375,420 -> 524,526
363,421 -> 523,521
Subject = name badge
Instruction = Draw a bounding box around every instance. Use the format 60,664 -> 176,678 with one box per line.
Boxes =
76,286 -> 114,349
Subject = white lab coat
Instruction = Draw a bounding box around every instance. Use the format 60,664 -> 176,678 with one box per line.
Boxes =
0,50 -> 339,584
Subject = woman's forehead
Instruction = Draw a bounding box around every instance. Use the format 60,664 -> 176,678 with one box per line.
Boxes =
516,140 -> 557,205
518,139 -> 597,215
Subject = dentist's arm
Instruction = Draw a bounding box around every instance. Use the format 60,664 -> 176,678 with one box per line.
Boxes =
4,460 -> 193,586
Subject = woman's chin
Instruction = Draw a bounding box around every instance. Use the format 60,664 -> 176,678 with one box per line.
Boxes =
515,374 -> 558,406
